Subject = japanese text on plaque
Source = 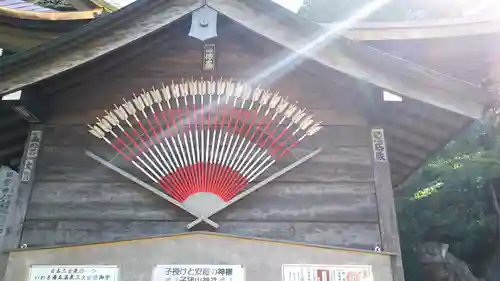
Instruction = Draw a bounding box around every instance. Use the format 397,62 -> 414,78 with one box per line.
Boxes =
29,266 -> 118,281
153,265 -> 244,281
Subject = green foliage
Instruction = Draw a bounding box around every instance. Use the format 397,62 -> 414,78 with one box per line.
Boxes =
31,0 -> 74,11
396,121 -> 500,280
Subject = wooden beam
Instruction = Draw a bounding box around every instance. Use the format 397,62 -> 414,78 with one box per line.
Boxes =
0,145 -> 24,159
221,21 -> 369,98
47,107 -> 366,126
0,114 -> 23,130
0,22 -> 66,52
389,101 -> 469,129
370,128 -> 405,281
391,173 -> 408,186
209,0 -> 491,119
380,106 -> 454,140
1,0 -> 493,120
0,129 -> 27,145
35,19 -> 191,97
384,125 -> 441,151
383,121 -> 445,149
387,151 -> 422,168
340,17 -> 500,41
385,135 -> 428,159
387,157 -> 416,176
8,157 -> 20,168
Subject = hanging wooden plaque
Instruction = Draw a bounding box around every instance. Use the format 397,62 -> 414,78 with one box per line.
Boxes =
203,44 -> 216,72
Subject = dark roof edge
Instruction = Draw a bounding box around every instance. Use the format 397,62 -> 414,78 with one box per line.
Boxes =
0,0 -> 493,120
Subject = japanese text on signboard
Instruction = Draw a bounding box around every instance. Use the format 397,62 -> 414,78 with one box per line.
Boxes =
283,264 -> 373,281
0,166 -> 18,236
29,266 -> 118,281
21,130 -> 42,182
371,128 -> 387,162
203,44 -> 216,71
152,265 -> 244,281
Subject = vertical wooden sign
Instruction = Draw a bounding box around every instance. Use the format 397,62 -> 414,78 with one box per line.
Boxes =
20,130 -> 42,182
371,128 -> 387,162
202,44 -> 216,72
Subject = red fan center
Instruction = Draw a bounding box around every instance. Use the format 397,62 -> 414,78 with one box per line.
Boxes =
159,163 -> 247,202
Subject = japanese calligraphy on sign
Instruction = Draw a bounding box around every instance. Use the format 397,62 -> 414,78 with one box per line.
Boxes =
28,265 -> 118,281
202,44 -> 216,71
21,130 -> 42,182
152,265 -> 244,281
371,128 -> 387,162
0,166 -> 18,239
282,265 -> 373,281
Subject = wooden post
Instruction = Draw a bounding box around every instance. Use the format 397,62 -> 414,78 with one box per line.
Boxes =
0,124 -> 44,279
370,127 -> 405,281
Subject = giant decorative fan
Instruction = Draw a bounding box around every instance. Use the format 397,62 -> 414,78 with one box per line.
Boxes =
87,79 -> 322,228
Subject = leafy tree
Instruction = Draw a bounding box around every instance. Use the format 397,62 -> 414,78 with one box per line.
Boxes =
396,121 -> 500,280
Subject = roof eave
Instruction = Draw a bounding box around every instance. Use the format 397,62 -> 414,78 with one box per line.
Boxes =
0,6 -> 103,21
0,0 -> 202,94
208,0 -> 492,120
0,0 -> 493,120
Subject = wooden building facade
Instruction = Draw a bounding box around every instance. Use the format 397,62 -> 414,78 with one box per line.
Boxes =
0,0 -> 495,281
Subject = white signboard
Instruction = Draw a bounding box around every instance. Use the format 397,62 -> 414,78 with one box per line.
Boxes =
28,265 -> 119,281
282,264 -> 373,281
371,129 -> 387,163
21,130 -> 43,182
152,265 -> 245,281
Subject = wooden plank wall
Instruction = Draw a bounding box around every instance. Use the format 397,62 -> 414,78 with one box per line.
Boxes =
20,19 -> 381,250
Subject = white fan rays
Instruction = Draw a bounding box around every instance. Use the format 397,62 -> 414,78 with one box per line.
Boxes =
88,79 -> 322,202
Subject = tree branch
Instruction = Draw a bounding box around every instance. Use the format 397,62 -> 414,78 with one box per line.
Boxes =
489,183 -> 500,263
489,183 -> 500,217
